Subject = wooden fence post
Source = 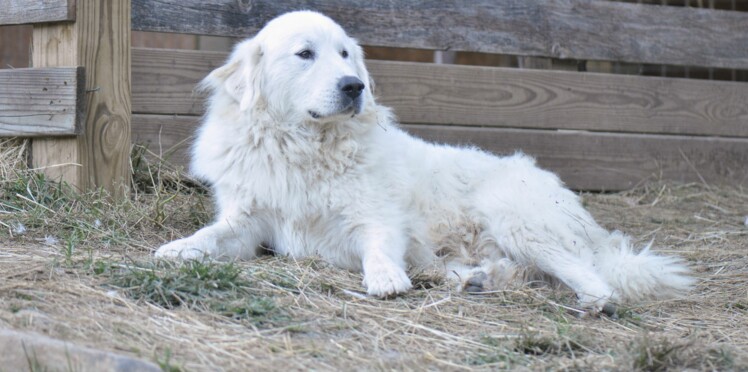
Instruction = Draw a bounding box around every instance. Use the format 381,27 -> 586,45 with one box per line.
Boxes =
31,0 -> 131,198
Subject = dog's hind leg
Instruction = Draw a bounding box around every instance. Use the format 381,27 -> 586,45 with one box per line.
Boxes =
531,248 -> 614,311
155,214 -> 268,261
487,225 -> 615,310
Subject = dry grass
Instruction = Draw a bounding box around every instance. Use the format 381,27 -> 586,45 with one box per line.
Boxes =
0,139 -> 746,371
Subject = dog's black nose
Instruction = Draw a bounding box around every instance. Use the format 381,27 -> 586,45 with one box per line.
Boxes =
339,76 -> 365,99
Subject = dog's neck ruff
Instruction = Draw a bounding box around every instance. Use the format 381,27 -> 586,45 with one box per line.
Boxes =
233,102 -> 380,177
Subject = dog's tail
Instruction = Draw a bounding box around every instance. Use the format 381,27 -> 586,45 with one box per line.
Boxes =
595,231 -> 694,303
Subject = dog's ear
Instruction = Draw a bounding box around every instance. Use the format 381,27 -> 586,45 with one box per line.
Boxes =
200,38 -> 263,111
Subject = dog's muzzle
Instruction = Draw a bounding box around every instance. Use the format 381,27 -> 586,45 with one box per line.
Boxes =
339,75 -> 364,116
308,76 -> 366,120
339,76 -> 364,100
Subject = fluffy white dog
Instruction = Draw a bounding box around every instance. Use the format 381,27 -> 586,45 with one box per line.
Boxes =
156,11 -> 692,311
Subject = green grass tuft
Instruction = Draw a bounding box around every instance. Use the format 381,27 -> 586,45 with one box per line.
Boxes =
154,348 -> 182,372
466,336 -> 524,367
108,260 -> 287,325
109,260 -> 246,308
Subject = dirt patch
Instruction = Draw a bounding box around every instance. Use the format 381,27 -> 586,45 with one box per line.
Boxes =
0,141 -> 746,370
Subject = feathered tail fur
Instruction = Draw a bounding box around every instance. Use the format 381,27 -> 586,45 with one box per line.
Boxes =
596,231 -> 694,302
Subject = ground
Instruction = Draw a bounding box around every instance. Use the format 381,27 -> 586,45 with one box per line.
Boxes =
0,141 -> 746,371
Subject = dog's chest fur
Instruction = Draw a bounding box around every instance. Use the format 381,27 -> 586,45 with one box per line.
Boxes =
193,104 -> 401,262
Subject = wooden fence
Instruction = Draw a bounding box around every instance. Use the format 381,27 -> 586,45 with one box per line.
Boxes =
1,0 -> 130,197
1,0 -> 747,193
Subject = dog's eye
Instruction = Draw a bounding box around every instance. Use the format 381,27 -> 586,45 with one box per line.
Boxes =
296,49 -> 314,60
341,50 -> 349,58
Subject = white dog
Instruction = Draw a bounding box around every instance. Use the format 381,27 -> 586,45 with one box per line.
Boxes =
156,11 -> 692,311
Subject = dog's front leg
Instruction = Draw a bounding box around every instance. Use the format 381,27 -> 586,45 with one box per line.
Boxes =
155,214 -> 268,261
357,225 -> 412,297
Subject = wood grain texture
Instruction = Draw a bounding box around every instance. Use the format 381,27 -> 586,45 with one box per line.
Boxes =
32,0 -> 131,197
131,49 -> 748,137
131,48 -> 225,116
0,25 -> 32,68
131,0 -> 748,69
131,114 -> 197,167
372,61 -> 748,137
132,114 -> 748,191
32,20 -> 81,186
0,66 -> 84,136
0,0 -> 75,25
406,125 -> 748,191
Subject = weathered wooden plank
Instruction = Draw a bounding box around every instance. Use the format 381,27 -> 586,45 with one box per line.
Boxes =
131,49 -> 748,137
0,66 -> 84,136
32,22 -> 80,186
0,0 -> 75,25
131,114 -> 748,191
0,25 -> 32,68
406,125 -> 748,191
131,114 -> 197,167
374,61 -> 748,137
32,0 -> 131,197
131,0 -> 748,69
131,48 -> 224,116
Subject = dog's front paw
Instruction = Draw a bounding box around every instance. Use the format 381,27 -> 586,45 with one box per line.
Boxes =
363,263 -> 412,298
155,238 -> 210,260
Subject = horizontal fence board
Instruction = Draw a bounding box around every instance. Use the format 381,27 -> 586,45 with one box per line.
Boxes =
375,62 -> 748,137
131,114 -> 748,191
131,114 -> 197,166
0,0 -> 75,25
131,0 -> 748,69
132,49 -> 748,137
131,48 -> 224,116
0,67 -> 84,137
407,125 -> 748,191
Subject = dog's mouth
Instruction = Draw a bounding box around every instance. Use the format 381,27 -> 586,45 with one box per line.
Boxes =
307,94 -> 364,120
307,105 -> 360,120
341,105 -> 358,118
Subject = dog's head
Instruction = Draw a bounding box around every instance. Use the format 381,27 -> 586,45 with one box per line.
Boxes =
202,11 -> 372,123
